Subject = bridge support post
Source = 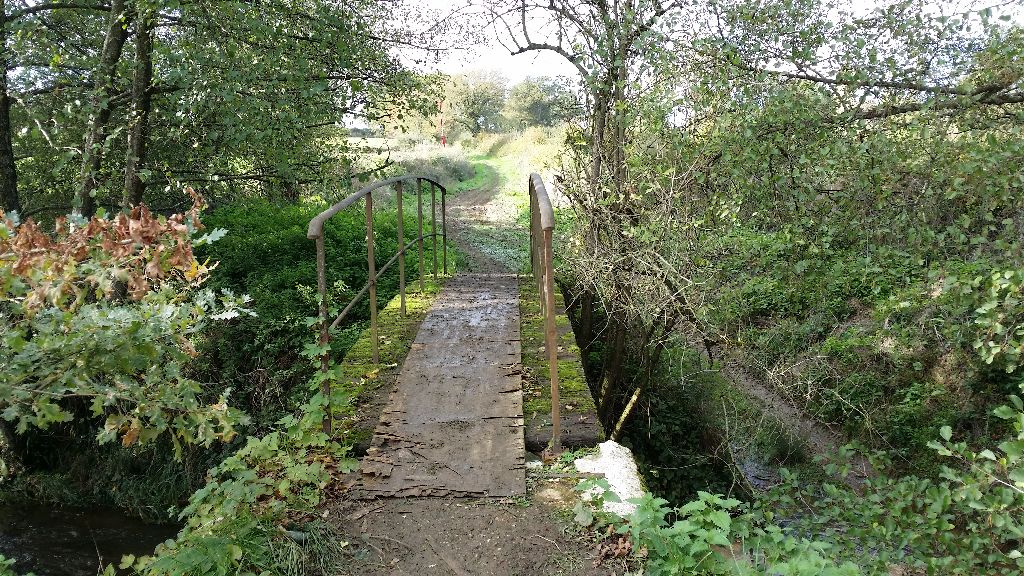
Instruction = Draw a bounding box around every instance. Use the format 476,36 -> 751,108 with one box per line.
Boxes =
417,178 -> 425,292
441,187 -> 447,275
431,182 -> 438,279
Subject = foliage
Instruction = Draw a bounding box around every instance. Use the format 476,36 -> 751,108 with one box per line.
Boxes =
573,386 -> 1024,574
0,555 -> 28,576
504,77 -> 577,128
751,383 -> 1024,575
194,197 -> 429,427
0,198 -> 249,459
439,73 -> 577,139
447,71 -> 509,136
127,320 -> 360,576
532,0 -> 1024,469
3,0 -> 440,216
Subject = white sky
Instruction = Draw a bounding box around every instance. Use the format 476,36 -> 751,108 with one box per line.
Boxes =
431,45 -> 579,84
413,0 -> 578,83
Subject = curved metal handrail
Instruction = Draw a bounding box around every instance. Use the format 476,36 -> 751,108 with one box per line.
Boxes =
309,174 -> 448,434
307,174 -> 445,240
529,173 -> 555,232
528,173 -> 561,452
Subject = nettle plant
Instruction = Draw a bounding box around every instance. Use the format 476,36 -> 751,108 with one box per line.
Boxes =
0,192 -> 250,460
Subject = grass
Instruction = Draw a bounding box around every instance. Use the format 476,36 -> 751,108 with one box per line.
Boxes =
448,153 -> 497,194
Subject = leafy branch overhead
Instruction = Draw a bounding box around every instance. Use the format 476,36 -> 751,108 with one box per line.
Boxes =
1,0 -> 443,217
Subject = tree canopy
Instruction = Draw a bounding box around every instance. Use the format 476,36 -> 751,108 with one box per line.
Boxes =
1,0 -> 439,217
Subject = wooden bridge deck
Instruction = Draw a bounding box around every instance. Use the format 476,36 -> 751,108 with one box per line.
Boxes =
354,273 -> 526,498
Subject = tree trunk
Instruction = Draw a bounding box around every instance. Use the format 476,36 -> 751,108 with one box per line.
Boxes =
597,314 -> 627,426
75,0 -> 129,217
0,1 -> 20,214
578,289 -> 595,356
122,10 -> 154,209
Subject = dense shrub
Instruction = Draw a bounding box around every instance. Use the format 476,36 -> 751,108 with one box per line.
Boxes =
195,198 -> 426,427
0,200 -> 250,514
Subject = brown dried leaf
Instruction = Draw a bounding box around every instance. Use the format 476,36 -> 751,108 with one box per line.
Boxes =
122,425 -> 141,447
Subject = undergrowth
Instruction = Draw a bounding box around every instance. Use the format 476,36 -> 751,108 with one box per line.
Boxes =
576,383 -> 1024,574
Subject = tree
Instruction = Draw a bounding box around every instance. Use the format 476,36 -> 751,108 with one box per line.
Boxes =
121,5 -> 155,209
2,0 -> 439,217
487,0 -> 691,429
504,76 -> 576,127
74,0 -> 129,217
489,0 -> 1023,441
449,71 -> 508,134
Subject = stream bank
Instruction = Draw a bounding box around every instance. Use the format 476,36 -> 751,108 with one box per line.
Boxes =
560,286 -> 821,506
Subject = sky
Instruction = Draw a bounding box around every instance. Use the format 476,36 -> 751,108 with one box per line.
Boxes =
412,0 -> 578,83
431,44 -> 578,84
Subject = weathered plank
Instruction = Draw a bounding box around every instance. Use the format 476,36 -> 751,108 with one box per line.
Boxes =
356,273 -> 526,498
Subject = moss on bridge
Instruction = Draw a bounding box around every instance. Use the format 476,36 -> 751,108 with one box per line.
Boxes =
519,276 -> 603,453
335,272 -> 602,456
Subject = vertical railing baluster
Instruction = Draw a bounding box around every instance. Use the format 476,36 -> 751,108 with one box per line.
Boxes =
316,235 -> 331,435
529,174 -> 561,453
431,182 -> 438,279
417,178 -> 425,292
396,180 -> 406,316
441,186 -> 448,275
366,192 -> 379,363
543,227 -> 561,453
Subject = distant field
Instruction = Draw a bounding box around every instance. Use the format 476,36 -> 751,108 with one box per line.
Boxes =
345,137 -> 391,148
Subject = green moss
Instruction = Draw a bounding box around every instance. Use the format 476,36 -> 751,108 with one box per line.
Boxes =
519,276 -> 596,422
341,282 -> 442,366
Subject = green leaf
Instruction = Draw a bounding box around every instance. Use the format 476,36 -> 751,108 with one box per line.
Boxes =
707,510 -> 731,531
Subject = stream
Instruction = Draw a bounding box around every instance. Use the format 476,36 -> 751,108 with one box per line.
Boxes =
0,504 -> 179,576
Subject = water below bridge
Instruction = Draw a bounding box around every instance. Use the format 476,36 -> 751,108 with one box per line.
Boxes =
0,504 -> 178,576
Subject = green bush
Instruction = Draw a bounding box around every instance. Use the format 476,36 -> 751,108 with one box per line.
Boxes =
196,198 -> 427,426
576,384 -> 1024,574
0,204 -> 250,518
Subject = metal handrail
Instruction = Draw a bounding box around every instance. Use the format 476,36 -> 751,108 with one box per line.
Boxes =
308,174 -> 448,434
528,173 -> 561,453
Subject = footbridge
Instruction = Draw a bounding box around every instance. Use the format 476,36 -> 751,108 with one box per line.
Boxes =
307,173 -> 568,498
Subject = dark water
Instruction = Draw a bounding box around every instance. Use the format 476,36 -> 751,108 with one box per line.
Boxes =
0,505 -> 179,576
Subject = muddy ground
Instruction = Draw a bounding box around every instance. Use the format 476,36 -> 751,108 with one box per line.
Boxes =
327,485 -> 627,576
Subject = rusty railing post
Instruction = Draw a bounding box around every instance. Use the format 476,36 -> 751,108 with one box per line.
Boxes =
366,192 -> 379,363
441,186 -> 448,275
396,180 -> 406,316
431,181 -> 438,279
316,235 -> 332,435
529,174 -> 561,453
417,178 -> 425,292
543,227 -> 561,453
